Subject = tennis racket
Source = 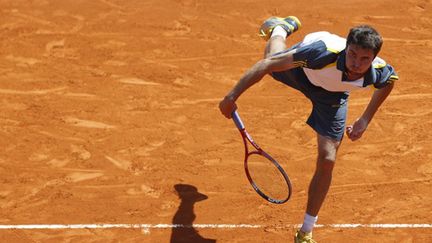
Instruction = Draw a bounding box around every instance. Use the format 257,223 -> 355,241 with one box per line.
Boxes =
232,110 -> 292,204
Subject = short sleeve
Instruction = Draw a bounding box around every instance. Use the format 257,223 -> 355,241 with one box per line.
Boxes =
293,40 -> 338,69
373,64 -> 399,89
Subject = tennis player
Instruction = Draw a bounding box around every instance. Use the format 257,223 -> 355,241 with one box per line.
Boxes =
219,16 -> 398,242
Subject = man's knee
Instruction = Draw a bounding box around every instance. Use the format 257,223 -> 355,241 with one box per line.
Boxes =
316,134 -> 340,170
318,152 -> 337,164
316,151 -> 337,173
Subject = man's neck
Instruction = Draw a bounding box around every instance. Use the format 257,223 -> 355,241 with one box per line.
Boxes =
345,71 -> 364,81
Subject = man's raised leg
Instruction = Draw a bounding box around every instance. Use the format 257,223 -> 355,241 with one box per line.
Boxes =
259,16 -> 302,58
264,32 -> 287,58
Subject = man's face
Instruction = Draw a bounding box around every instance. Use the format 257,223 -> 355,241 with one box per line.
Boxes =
345,44 -> 375,78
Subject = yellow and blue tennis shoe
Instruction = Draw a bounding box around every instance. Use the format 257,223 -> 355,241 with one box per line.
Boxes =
259,16 -> 302,40
294,230 -> 316,243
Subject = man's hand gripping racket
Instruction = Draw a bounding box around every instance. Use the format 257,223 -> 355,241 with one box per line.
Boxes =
231,110 -> 292,204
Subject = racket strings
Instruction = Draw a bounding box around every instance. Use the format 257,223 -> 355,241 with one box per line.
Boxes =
247,153 -> 289,201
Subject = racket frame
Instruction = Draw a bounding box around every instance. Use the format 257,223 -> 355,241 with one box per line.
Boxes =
232,110 -> 292,204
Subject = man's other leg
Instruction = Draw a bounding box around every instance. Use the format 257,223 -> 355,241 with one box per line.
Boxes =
301,134 -> 342,233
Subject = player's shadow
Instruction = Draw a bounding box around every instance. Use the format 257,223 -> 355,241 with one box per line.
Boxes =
170,184 -> 216,243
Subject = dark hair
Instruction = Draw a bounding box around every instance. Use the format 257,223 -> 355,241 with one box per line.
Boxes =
346,25 -> 383,56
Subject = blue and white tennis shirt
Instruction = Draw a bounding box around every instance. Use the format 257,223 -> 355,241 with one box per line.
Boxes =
291,31 -> 398,92
270,31 -> 398,140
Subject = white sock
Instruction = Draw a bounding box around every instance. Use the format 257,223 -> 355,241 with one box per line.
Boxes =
300,213 -> 318,233
270,25 -> 288,39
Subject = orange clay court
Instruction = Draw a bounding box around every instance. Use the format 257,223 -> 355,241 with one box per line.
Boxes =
0,0 -> 431,242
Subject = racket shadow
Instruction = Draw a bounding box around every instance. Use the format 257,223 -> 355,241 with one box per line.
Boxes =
170,184 -> 216,243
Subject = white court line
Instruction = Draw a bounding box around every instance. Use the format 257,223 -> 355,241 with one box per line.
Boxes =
315,224 -> 432,229
0,224 -> 431,229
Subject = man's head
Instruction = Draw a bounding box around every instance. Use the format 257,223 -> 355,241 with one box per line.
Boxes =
345,25 -> 383,78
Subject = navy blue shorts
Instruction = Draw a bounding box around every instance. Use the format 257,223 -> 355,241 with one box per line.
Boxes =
271,67 -> 349,141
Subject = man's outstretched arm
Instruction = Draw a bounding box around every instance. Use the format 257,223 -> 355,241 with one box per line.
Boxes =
219,49 -> 298,118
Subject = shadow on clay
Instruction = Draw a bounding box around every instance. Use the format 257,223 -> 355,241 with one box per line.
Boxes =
170,184 -> 216,243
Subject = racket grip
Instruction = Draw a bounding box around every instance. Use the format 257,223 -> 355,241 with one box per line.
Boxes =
232,110 -> 245,130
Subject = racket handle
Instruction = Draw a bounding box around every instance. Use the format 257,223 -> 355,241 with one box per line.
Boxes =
232,110 -> 245,130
